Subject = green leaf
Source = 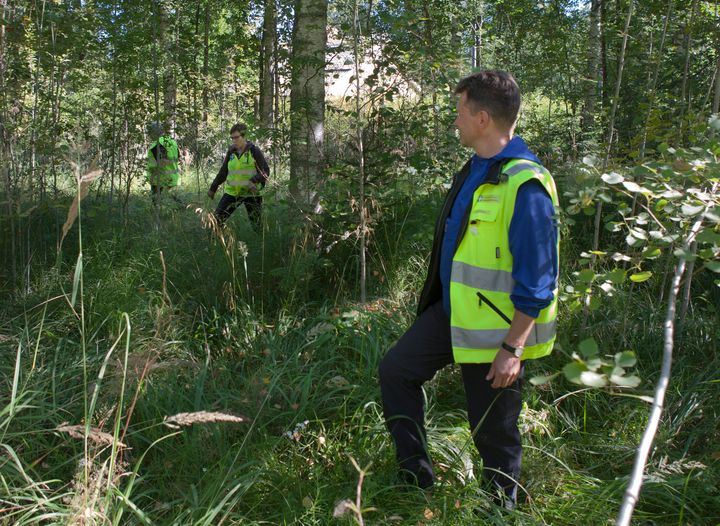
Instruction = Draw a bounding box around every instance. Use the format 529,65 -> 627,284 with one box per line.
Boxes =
529,373 -> 559,386
630,271 -> 652,283
585,355 -> 603,370
611,252 -> 632,262
709,114 -> 720,131
626,234 -> 645,247
642,247 -> 661,259
582,155 -> 598,167
673,248 -> 697,261
577,269 -> 595,283
580,371 -> 608,387
622,181 -> 649,194
681,203 -> 704,216
629,227 -> 648,240
606,268 -> 626,284
615,351 -> 637,367
578,337 -> 599,358
655,199 -> 669,211
599,282 -> 614,294
609,366 -> 626,377
588,295 -> 602,311
610,374 -> 641,388
601,172 -> 624,184
705,261 -> 720,273
563,362 -> 587,384
696,229 -> 720,244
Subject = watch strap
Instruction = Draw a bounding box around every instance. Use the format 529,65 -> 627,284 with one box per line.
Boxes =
501,341 -> 524,357
501,341 -> 516,353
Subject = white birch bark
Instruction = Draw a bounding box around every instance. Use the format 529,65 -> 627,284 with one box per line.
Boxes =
289,0 -> 328,207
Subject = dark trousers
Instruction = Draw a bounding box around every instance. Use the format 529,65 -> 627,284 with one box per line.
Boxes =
150,185 -> 182,206
213,193 -> 262,229
378,301 -> 523,503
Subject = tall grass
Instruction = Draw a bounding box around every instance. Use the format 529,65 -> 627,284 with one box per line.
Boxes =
1,185 -> 718,525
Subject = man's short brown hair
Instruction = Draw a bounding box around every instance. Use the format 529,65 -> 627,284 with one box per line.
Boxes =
454,71 -> 521,130
230,123 -> 248,136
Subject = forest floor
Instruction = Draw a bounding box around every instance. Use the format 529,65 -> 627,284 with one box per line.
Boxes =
1,187 -> 718,525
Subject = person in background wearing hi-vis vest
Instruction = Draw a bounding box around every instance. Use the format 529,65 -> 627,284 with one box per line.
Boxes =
378,70 -> 559,511
207,123 -> 269,230
146,122 -> 180,204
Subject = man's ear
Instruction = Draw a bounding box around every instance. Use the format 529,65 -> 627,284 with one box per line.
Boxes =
475,109 -> 491,129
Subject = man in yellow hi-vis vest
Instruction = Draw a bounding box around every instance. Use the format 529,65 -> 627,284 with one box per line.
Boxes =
379,71 -> 559,511
207,123 -> 269,229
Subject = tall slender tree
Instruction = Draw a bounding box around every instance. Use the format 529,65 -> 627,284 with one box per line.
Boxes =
289,0 -> 328,207
581,0 -> 602,142
260,0 -> 276,131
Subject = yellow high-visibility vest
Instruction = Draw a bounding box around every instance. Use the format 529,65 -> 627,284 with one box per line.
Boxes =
450,159 -> 560,363
146,136 -> 179,187
225,150 -> 258,196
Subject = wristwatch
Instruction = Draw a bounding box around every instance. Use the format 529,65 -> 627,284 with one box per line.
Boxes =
501,341 -> 524,358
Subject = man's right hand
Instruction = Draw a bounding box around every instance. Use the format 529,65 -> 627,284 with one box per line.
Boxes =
207,189 -> 215,199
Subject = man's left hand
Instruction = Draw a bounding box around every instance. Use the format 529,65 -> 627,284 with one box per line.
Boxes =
486,349 -> 521,389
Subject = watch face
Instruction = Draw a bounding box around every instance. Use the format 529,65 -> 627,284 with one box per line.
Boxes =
514,348 -> 524,358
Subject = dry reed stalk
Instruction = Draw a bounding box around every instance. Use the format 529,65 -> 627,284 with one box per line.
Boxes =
60,165 -> 102,247
159,250 -> 170,305
163,411 -> 247,429
114,352 -> 198,381
57,423 -> 127,449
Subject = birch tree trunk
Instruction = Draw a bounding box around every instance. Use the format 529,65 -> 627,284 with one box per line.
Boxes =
581,0 -> 601,138
259,0 -> 276,131
0,0 -> 15,286
352,0 -> 366,303
157,1 -> 176,133
289,0 -> 327,207
714,55 -> 720,114
202,0 -> 210,125
472,17 -> 482,68
712,2 -> 720,115
586,0 -> 633,327
639,0 -> 672,161
110,57 -> 117,204
678,0 -> 698,143
600,0 -> 608,109
615,211 -> 710,526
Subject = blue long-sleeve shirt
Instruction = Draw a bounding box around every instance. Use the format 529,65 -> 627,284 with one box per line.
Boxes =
439,136 -> 558,318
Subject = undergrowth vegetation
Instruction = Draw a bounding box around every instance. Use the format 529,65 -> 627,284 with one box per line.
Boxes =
1,135 -> 719,525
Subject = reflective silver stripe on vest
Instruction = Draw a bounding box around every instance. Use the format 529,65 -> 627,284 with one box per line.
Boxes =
504,162 -> 544,177
451,319 -> 557,349
451,261 -> 514,293
229,170 -> 257,175
227,180 -> 253,186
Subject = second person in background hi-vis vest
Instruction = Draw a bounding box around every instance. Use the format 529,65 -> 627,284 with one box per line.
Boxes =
207,123 -> 270,230
146,121 -> 180,205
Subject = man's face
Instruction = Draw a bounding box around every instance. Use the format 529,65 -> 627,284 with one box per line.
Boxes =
231,132 -> 246,149
454,92 -> 484,148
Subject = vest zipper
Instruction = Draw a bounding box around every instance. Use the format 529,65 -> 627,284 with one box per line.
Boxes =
476,291 -> 511,325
